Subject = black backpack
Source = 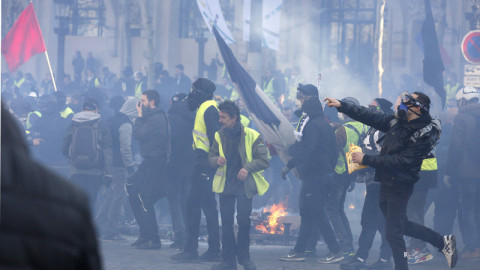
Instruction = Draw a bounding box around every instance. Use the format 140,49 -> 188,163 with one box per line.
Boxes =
69,120 -> 101,169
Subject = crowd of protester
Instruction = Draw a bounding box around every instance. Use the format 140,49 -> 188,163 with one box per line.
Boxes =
2,51 -> 479,270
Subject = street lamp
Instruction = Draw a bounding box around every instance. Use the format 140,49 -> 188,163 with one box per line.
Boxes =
54,0 -> 72,88
194,26 -> 209,78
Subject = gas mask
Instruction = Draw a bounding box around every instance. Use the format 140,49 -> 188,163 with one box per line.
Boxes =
395,94 -> 426,120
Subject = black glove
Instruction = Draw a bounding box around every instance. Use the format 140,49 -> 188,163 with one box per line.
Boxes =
103,175 -> 113,187
281,167 -> 291,180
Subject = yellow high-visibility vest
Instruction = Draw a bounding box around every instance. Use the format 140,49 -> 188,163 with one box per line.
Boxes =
26,111 -> 42,130
335,121 -> 367,174
212,127 -> 269,196
192,100 -> 218,152
135,81 -> 143,98
421,157 -> 438,171
60,107 -> 74,119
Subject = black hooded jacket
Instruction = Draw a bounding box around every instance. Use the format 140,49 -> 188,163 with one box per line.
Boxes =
287,98 -> 337,179
0,107 -> 101,269
168,99 -> 196,177
337,102 -> 441,186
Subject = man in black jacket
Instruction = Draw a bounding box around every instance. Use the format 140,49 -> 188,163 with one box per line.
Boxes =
445,86 -> 480,260
167,93 -> 195,249
171,78 -> 221,262
325,92 -> 457,270
279,84 -> 343,263
126,90 -> 170,249
1,105 -> 101,270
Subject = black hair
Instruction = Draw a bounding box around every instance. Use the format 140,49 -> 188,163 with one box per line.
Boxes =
412,91 -> 431,114
83,98 -> 99,111
142,89 -> 160,106
175,64 -> 184,70
218,100 -> 240,123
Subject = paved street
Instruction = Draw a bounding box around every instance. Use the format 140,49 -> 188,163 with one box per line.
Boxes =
100,235 -> 479,270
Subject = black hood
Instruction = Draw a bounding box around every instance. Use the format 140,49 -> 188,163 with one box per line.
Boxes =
301,98 -> 324,118
168,99 -> 195,120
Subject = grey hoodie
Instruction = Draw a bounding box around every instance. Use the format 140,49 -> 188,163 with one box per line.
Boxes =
63,111 -> 113,176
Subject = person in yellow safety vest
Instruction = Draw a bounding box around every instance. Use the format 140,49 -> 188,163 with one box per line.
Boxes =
262,70 -> 275,102
171,78 -> 221,263
14,71 -> 26,89
54,91 -> 75,120
405,152 -> 438,263
85,68 -> 101,89
208,100 -> 269,270
287,66 -> 305,102
26,111 -> 42,130
330,97 -> 367,255
134,71 -> 147,99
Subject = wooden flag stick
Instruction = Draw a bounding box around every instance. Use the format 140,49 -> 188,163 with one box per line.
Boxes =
44,51 -> 58,92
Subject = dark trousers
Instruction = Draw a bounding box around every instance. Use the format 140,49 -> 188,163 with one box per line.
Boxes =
70,174 -> 103,214
127,158 -> 167,242
406,186 -> 430,250
294,175 -> 341,254
356,183 -> 392,260
184,166 -> 220,254
219,192 -> 253,263
96,167 -> 127,237
380,184 -> 444,270
326,173 -> 354,250
167,174 -> 191,245
458,177 -> 480,251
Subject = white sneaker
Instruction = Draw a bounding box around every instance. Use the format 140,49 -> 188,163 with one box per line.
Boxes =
442,235 -> 458,268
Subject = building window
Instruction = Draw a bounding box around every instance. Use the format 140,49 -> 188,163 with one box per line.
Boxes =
71,0 -> 105,37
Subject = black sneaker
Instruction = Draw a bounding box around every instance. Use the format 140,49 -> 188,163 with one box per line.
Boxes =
198,250 -> 222,262
442,234 -> 458,268
340,256 -> 366,270
279,249 -> 306,262
171,251 -> 198,262
136,239 -> 161,249
366,258 -> 392,270
131,236 -> 147,246
211,261 -> 237,270
318,251 -> 345,264
238,259 -> 257,270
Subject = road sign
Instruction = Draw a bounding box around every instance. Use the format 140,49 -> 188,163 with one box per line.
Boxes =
464,76 -> 480,87
462,30 -> 480,64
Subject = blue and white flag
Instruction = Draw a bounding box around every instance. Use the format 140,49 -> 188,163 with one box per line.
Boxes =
243,0 -> 283,51
212,26 -> 295,164
196,0 -> 235,44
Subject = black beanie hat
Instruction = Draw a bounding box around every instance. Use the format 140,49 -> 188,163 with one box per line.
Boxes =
192,78 -> 216,94
297,84 -> 319,97
374,98 -> 393,113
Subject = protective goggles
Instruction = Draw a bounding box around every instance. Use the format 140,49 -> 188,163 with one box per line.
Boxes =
401,94 -> 429,112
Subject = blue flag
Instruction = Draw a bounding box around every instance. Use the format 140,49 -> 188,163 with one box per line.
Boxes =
212,26 -> 280,127
422,0 -> 446,108
212,25 -> 295,165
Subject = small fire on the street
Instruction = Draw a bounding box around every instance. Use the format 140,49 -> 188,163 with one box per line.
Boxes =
255,201 -> 288,234
348,203 -> 355,210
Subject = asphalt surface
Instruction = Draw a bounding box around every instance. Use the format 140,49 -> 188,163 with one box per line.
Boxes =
100,235 -> 480,270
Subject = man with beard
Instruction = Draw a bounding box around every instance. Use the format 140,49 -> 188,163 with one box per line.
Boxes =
126,90 -> 170,249
172,78 -> 221,262
279,84 -> 344,263
209,101 -> 269,270
325,93 -> 457,270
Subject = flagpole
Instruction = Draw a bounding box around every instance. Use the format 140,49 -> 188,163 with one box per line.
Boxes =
44,51 -> 58,92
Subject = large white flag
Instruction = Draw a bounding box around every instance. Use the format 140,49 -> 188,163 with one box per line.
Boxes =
243,0 -> 283,51
196,0 -> 235,44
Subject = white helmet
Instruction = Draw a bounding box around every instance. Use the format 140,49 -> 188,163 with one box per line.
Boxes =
456,86 -> 479,101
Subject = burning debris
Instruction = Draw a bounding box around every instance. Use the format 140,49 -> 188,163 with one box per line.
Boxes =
253,201 -> 288,235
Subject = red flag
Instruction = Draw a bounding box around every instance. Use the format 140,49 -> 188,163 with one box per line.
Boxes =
1,3 -> 47,72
